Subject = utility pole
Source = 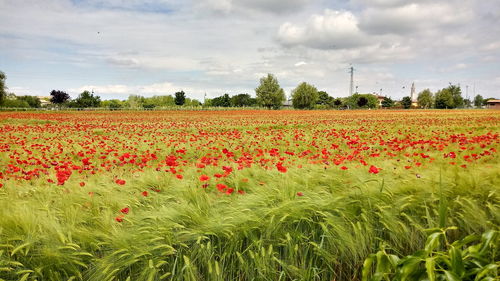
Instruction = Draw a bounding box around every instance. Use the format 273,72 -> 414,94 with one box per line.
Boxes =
348,66 -> 354,96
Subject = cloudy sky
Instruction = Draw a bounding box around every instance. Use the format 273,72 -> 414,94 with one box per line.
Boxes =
1,0 -> 499,100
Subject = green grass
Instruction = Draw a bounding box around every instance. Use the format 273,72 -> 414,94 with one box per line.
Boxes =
1,165 -> 498,281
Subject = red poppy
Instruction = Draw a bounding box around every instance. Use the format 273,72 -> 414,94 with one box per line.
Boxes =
369,165 -> 380,174
216,183 -> 227,192
115,179 -> 126,185
120,207 -> 129,214
79,182 -> 85,187
276,162 -> 287,173
176,174 -> 183,179
296,192 -> 304,196
115,216 -> 124,222
199,175 -> 209,181
340,166 -> 348,170
142,191 -> 149,197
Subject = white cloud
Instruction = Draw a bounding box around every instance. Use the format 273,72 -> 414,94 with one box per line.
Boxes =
359,2 -> 474,35
277,9 -> 368,50
196,0 -> 313,14
1,0 -> 499,101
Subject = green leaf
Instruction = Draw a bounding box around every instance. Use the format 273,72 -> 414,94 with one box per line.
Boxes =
425,257 -> 436,281
474,264 -> 498,280
449,246 -> 464,277
479,231 -> 497,255
444,270 -> 460,281
425,232 -> 442,254
362,254 -> 375,281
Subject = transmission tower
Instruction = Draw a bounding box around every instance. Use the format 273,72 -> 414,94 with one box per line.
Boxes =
348,66 -> 355,96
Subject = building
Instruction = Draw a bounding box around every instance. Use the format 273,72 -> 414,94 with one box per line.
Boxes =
410,82 -> 418,107
37,96 -> 52,106
373,94 -> 385,107
486,99 -> 500,109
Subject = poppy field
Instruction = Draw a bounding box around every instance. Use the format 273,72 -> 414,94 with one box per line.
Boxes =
0,110 -> 499,280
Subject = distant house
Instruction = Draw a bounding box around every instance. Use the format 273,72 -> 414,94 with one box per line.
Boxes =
372,94 -> 385,107
283,99 -> 293,108
37,96 -> 51,106
486,99 -> 500,109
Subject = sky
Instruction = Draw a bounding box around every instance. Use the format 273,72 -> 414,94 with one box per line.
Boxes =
1,0 -> 499,101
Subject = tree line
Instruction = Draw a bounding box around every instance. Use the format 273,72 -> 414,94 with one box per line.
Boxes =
0,71 -> 496,109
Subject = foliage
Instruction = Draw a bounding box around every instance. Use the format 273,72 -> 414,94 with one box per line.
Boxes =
435,89 -> 454,109
101,99 -> 124,109
50,90 -> 70,105
333,98 -> 343,108
362,228 -> 499,281
69,91 -> 101,108
16,95 -> 41,108
231,93 -> 256,107
292,82 -> 319,109
381,97 -> 394,108
401,96 -> 412,109
175,91 -> 186,106
211,94 -> 231,107
474,95 -> 484,108
145,95 -> 175,108
316,91 -> 334,107
127,95 -> 145,108
184,98 -> 202,107
417,89 -> 434,109
255,73 -> 285,109
0,93 -> 41,108
345,93 -> 378,109
2,98 -> 30,108
0,71 -> 6,106
435,84 -> 463,109
448,84 -> 464,108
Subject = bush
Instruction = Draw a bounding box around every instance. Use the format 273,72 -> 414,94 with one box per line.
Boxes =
362,228 -> 499,280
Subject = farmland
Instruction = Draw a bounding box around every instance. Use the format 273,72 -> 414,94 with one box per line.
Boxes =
0,110 -> 499,280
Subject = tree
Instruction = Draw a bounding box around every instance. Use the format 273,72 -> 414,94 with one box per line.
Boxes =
381,97 -> 394,108
357,96 -> 368,107
17,95 -> 41,108
144,95 -> 175,108
333,98 -> 343,108
101,99 -> 124,109
211,94 -> 231,107
292,82 -> 319,109
127,95 -> 145,108
50,90 -> 70,105
174,91 -> 186,106
316,91 -> 334,107
71,91 -> 101,108
448,84 -> 463,108
474,94 -> 484,108
401,96 -> 412,109
184,98 -> 202,107
231,93 -> 256,107
434,89 -> 454,109
417,89 -> 433,109
345,93 -> 378,109
0,71 -> 6,106
255,74 -> 285,109
434,84 -> 462,109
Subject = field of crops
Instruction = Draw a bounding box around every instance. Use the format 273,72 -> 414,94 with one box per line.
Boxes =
0,110 -> 499,280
